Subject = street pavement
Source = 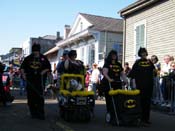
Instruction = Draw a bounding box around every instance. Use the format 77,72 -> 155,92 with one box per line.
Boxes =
1,89 -> 175,131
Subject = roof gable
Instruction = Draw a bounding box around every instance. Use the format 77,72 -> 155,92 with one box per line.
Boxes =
68,13 -> 123,37
80,13 -> 123,32
68,13 -> 92,37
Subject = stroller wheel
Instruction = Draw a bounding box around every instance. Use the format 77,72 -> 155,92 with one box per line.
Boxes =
59,107 -> 64,118
64,110 -> 71,121
136,118 -> 142,126
105,112 -> 111,123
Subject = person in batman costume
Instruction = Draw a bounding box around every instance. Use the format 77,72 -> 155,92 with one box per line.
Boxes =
128,47 -> 155,126
20,43 -> 51,120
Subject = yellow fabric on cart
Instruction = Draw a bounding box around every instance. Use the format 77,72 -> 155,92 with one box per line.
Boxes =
59,90 -> 71,96
71,91 -> 94,96
59,90 -> 94,96
108,89 -> 140,96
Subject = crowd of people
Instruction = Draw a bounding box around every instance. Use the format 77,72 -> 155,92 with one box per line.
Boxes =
0,63 -> 22,106
1,43 -> 175,126
151,54 -> 175,108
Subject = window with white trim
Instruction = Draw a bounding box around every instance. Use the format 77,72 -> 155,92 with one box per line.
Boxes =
87,44 -> 95,66
134,20 -> 146,58
80,47 -> 84,62
98,42 -> 105,61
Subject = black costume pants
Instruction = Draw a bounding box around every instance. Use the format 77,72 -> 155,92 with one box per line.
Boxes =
139,87 -> 152,122
26,76 -> 45,118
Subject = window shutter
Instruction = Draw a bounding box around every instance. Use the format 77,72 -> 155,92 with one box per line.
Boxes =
140,24 -> 145,47
135,24 -> 145,57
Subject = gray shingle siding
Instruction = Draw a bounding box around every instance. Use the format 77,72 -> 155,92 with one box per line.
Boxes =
125,0 -> 175,65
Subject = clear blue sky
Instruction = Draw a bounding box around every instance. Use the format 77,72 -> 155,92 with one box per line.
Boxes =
0,0 -> 136,55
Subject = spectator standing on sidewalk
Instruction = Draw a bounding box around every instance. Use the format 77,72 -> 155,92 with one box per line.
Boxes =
88,63 -> 100,99
124,62 -> 131,77
159,55 -> 171,105
0,62 -> 6,106
85,70 -> 91,90
20,43 -> 51,120
19,69 -> 26,96
2,66 -> 14,105
169,61 -> 175,79
151,55 -> 162,104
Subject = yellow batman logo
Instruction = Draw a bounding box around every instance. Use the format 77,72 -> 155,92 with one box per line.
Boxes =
138,61 -> 151,67
30,61 -> 41,69
124,99 -> 136,108
113,68 -> 120,72
112,65 -> 120,68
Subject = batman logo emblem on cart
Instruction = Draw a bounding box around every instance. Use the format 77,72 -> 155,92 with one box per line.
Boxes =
124,99 -> 136,109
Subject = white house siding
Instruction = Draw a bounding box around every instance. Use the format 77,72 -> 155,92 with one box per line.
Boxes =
70,37 -> 98,67
59,31 -> 123,68
125,0 -> 175,66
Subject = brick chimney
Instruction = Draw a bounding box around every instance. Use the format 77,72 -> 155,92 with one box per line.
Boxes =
64,25 -> 71,39
56,31 -> 60,40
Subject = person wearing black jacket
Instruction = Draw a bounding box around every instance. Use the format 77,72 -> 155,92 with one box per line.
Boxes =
20,43 -> 51,120
64,50 -> 84,75
128,47 -> 155,126
101,50 -> 128,124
